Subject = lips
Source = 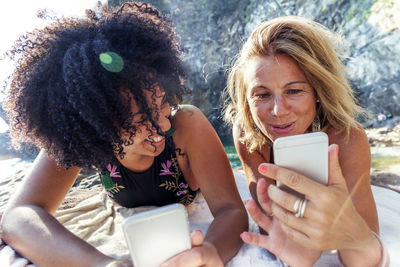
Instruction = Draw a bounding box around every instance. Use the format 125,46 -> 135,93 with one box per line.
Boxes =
145,136 -> 165,146
269,122 -> 295,134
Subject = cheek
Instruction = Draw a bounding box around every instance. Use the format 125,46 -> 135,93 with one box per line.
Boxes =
250,102 -> 269,122
249,105 -> 270,133
299,101 -> 317,125
247,101 -> 259,123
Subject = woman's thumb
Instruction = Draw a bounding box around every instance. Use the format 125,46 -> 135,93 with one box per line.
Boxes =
190,229 -> 204,247
328,144 -> 345,186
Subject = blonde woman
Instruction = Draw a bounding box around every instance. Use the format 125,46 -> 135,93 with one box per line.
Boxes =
224,16 -> 389,266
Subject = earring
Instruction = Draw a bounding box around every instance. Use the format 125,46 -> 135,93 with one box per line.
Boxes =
252,123 -> 261,133
311,115 -> 321,132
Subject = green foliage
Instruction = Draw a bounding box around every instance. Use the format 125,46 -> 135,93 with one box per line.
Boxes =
346,6 -> 358,23
321,5 -> 330,13
342,0 -> 380,26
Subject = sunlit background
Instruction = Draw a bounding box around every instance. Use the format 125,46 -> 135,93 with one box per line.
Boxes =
0,0 -> 107,133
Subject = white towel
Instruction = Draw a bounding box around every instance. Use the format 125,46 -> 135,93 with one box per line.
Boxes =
0,171 -> 399,266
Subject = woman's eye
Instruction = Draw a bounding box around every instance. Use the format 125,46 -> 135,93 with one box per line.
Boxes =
254,93 -> 271,99
286,89 -> 303,95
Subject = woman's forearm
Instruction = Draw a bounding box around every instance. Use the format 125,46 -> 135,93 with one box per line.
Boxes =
204,205 -> 248,263
1,205 -> 113,267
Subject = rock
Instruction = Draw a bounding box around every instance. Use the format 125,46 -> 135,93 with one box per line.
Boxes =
370,169 -> 400,193
128,0 -> 400,138
366,117 -> 400,147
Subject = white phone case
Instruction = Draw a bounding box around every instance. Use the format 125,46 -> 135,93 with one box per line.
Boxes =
273,132 -> 328,197
122,203 -> 191,267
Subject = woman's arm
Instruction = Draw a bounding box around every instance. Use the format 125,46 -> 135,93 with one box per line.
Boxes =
330,125 -> 381,266
166,105 -> 248,265
232,124 -> 274,208
0,151 -> 118,267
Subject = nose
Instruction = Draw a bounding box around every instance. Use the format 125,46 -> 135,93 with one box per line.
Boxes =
271,95 -> 289,117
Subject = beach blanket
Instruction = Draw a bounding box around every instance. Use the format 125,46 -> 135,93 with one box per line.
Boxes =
1,171 -> 399,266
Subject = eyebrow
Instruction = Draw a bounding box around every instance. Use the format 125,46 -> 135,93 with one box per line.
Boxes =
284,81 -> 308,87
250,80 -> 308,91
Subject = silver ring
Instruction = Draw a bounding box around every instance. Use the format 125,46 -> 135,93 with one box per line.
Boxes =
293,199 -> 301,214
295,199 -> 307,218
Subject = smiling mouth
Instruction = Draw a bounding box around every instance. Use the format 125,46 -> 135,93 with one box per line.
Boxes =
145,136 -> 165,143
271,123 -> 293,129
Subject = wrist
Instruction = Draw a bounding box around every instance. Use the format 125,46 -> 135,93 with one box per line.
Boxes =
203,240 -> 219,255
339,231 -> 382,267
203,241 -> 223,266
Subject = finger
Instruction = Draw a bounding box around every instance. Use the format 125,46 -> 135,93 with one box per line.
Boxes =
258,163 -> 325,200
268,184 -> 300,214
246,199 -> 272,232
327,144 -> 346,188
190,229 -> 204,247
267,185 -> 318,218
240,231 -> 270,250
278,220 -> 315,250
161,247 -> 203,267
270,202 -> 313,236
257,178 -> 272,214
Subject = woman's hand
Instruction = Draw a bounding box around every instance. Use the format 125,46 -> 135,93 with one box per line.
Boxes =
259,144 -> 374,251
161,229 -> 223,267
241,179 -> 321,267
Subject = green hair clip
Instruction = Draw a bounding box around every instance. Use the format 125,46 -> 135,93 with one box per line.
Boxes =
99,52 -> 124,73
165,128 -> 176,137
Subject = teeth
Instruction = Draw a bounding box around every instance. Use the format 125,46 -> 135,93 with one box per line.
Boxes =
147,136 -> 164,142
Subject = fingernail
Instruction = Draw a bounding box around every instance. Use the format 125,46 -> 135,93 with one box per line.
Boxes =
240,232 -> 249,241
258,164 -> 268,173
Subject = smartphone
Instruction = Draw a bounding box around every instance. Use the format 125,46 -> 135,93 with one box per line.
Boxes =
122,203 -> 191,267
273,132 -> 328,198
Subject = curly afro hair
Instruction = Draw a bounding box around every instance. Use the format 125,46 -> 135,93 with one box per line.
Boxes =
3,2 -> 189,169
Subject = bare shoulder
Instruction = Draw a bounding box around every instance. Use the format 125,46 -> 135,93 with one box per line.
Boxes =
327,123 -> 371,188
328,123 -> 369,154
170,104 -> 215,147
171,104 -> 209,133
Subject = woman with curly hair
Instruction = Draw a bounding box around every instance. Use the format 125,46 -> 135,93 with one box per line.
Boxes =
1,2 -> 247,266
223,16 -> 388,266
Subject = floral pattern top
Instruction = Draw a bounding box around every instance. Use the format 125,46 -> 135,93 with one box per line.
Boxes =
99,134 -> 197,208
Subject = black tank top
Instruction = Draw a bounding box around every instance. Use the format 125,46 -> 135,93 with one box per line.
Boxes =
99,135 -> 197,208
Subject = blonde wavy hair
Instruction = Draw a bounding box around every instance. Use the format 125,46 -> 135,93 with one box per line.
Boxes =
223,16 -> 365,152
